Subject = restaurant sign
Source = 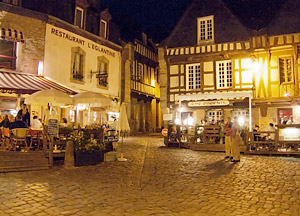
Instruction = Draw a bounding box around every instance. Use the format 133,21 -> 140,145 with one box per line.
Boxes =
188,100 -> 229,107
278,127 -> 300,141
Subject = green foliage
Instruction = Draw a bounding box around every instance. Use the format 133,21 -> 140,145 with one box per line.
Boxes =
71,130 -> 105,152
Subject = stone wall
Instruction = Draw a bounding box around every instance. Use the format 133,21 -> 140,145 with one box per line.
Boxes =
0,10 -> 46,74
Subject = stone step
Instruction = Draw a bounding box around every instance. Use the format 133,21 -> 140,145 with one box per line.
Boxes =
0,165 -> 50,173
0,151 -> 46,160
0,151 -> 50,172
0,159 -> 49,167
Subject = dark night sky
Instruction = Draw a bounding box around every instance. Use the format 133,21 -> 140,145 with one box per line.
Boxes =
101,0 -> 286,43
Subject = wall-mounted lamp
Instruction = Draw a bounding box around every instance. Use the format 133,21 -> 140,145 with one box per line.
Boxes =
37,61 -> 44,76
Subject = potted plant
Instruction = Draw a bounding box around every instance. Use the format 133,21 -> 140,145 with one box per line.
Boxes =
71,130 -> 106,166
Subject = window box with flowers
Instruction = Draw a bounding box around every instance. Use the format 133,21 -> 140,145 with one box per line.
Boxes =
71,130 -> 105,166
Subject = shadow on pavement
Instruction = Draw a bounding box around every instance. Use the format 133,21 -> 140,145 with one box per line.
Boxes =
203,159 -> 236,178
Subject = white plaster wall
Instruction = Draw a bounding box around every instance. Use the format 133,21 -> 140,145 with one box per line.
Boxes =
44,24 -> 121,97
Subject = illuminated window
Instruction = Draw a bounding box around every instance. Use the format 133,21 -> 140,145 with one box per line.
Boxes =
71,47 -> 85,82
69,110 -> 75,123
206,109 -> 223,122
279,57 -> 292,84
186,63 -> 201,90
216,60 -> 232,89
197,15 -> 214,43
0,40 -> 16,69
231,109 -> 249,118
75,6 -> 84,28
100,20 -> 107,39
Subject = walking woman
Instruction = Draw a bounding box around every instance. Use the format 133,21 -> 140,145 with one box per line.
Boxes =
231,117 -> 240,162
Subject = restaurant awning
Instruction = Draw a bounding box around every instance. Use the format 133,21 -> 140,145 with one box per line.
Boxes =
0,28 -> 24,43
0,71 -> 76,95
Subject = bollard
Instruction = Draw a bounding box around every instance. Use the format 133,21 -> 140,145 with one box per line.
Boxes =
64,140 -> 74,168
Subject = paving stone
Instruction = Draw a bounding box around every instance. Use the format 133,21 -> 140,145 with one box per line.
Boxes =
0,135 -> 299,215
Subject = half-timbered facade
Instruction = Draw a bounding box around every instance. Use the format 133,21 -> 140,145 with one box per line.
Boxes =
159,0 -> 300,130
122,33 -> 161,133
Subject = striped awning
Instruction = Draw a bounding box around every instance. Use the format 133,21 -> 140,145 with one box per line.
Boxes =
0,28 -> 24,43
0,71 -> 76,95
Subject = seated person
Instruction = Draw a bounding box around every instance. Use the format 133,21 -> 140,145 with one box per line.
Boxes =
0,115 -> 10,128
9,115 -> 28,129
267,123 -> 275,140
253,125 -> 261,141
59,118 -> 68,127
31,115 -> 42,129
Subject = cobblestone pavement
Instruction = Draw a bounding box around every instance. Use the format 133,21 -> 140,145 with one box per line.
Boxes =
0,135 -> 299,216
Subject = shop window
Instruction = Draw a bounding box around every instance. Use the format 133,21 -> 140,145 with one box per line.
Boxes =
74,6 -> 84,29
100,19 -> 107,39
197,15 -> 214,44
279,57 -> 292,84
71,47 -> 85,82
277,108 -> 292,125
97,56 -> 109,88
186,63 -> 201,90
216,60 -> 232,89
0,40 -> 17,69
206,109 -> 224,123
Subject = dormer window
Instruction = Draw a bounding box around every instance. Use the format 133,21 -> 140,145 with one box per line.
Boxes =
74,0 -> 89,29
100,20 -> 107,39
197,15 -> 214,43
75,6 -> 84,28
100,9 -> 112,39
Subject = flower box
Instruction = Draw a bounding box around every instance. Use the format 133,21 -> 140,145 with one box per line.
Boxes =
74,151 -> 104,166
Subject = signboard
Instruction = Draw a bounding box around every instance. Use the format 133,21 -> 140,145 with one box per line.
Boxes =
48,119 -> 59,136
188,100 -> 229,107
161,128 -> 168,136
278,127 -> 300,141
163,114 -> 172,121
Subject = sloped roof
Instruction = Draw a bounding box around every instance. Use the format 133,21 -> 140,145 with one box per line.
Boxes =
160,0 -> 251,48
257,0 -> 300,36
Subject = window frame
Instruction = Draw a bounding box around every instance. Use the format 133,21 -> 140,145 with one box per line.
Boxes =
0,40 -> 17,70
137,63 -> 143,82
71,47 -> 85,83
100,19 -> 107,39
278,56 -> 293,84
197,15 -> 214,44
216,60 -> 233,89
97,56 -> 109,89
206,109 -> 224,122
74,6 -> 84,29
186,63 -> 201,90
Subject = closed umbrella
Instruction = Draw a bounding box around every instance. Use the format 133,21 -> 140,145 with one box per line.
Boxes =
25,89 -> 73,106
116,102 -> 130,161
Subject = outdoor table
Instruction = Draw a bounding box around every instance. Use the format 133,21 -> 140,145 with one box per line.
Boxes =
29,128 -> 43,149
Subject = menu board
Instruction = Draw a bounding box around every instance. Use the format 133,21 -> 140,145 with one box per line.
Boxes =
48,119 -> 59,136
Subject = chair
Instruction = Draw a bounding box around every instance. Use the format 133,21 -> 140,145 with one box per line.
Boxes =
11,128 -> 29,151
1,128 -> 11,149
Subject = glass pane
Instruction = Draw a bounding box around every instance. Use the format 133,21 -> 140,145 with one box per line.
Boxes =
75,9 -> 83,28
279,58 -> 285,83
